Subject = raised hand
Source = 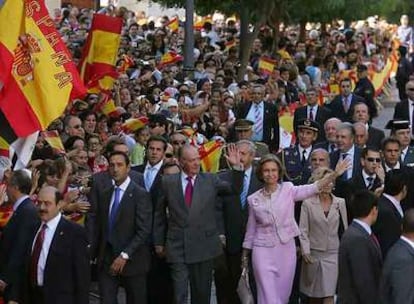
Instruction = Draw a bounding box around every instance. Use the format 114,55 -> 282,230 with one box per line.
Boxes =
225,143 -> 241,168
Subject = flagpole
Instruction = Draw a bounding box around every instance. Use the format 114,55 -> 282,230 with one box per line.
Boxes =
183,0 -> 194,78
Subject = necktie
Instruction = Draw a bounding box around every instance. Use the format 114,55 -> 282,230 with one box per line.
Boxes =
341,153 -> 348,180
185,176 -> 193,207
240,174 -> 249,208
309,107 -> 314,121
254,104 -> 263,136
370,233 -> 382,256
30,224 -> 47,285
367,176 -> 374,190
144,167 -> 155,191
109,187 -> 121,234
343,96 -> 350,113
330,144 -> 336,153
301,149 -> 307,166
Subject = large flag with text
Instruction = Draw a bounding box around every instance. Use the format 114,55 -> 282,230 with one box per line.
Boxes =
0,0 -> 86,138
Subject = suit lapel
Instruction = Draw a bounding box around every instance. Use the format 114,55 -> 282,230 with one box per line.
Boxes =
114,183 -> 134,226
176,174 -> 188,212
383,196 -> 403,220
44,217 -> 66,278
190,174 -> 202,212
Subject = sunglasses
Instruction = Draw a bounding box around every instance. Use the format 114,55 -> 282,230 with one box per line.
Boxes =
407,88 -> 414,91
366,157 -> 381,163
165,153 -> 174,158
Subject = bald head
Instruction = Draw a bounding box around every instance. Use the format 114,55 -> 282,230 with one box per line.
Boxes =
179,145 -> 200,177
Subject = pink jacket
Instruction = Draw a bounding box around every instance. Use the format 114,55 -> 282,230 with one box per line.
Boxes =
243,182 -> 318,248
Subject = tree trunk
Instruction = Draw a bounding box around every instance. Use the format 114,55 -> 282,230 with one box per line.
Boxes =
299,19 -> 306,42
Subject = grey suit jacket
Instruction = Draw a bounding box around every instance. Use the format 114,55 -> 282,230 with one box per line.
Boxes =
94,180 -> 152,276
299,194 -> 348,254
337,221 -> 383,304
153,171 -> 243,263
380,238 -> 414,304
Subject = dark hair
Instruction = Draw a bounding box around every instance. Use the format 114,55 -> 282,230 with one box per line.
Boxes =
64,136 -> 85,151
104,137 -> 126,158
350,190 -> 378,218
256,154 -> 285,183
108,151 -> 130,166
402,209 -> 414,233
384,169 -> 407,196
381,137 -> 401,151
340,78 -> 352,85
147,135 -> 168,151
9,170 -> 32,195
361,146 -> 380,159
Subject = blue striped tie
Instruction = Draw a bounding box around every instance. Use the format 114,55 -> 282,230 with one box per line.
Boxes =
240,174 -> 249,208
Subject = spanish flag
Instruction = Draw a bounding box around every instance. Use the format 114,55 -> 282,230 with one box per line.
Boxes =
43,130 -> 65,154
224,39 -> 236,52
160,51 -> 183,66
122,117 -> 149,133
199,140 -> 223,173
78,14 -> 122,93
0,204 -> 13,229
0,0 -> 86,137
258,57 -> 277,75
166,17 -> 179,32
0,136 -> 9,158
118,54 -> 134,73
94,93 -> 118,117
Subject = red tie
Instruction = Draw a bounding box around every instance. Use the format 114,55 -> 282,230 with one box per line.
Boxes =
185,176 -> 193,207
30,224 -> 47,285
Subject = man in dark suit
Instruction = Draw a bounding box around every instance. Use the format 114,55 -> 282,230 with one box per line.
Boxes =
393,80 -> 414,130
0,170 -> 39,303
373,169 -> 406,257
94,151 -> 152,304
352,102 -> 384,150
314,117 -> 341,153
153,144 -> 243,304
236,84 -> 280,152
215,140 -> 262,304
330,122 -> 362,181
87,140 -> 144,253
293,87 -> 332,143
338,190 -> 382,304
326,78 -> 365,122
380,209 -> 414,304
386,119 -> 414,166
131,135 -> 173,304
27,186 -> 90,304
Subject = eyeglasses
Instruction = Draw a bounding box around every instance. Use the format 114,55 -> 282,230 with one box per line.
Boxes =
165,153 -> 174,158
366,157 -> 381,163
172,140 -> 186,145
407,88 -> 414,91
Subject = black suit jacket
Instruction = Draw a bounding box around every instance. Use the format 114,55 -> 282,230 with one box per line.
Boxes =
326,93 -> 365,122
372,195 -> 403,257
338,221 -> 382,304
25,217 -> 90,304
0,198 -> 39,302
380,238 -> 414,304
218,168 -> 262,255
330,146 -> 362,180
293,105 -> 332,143
367,126 -> 385,150
87,170 -> 144,252
393,99 -> 410,121
94,180 -> 152,276
154,171 -> 243,264
236,101 -> 280,151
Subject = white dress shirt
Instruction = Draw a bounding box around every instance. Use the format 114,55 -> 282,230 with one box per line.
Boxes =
307,105 -> 318,120
383,193 -> 404,217
181,172 -> 196,194
33,212 -> 62,286
362,170 -> 376,188
353,219 -> 372,235
401,146 -> 409,162
109,176 -> 131,214
384,162 -> 401,172
409,98 -> 414,129
401,236 -> 414,250
298,145 -> 312,162
144,160 -> 163,191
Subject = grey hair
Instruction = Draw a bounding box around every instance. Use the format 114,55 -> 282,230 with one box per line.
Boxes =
236,140 -> 256,154
336,122 -> 355,137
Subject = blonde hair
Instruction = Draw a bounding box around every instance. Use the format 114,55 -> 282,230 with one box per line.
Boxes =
308,167 -> 333,184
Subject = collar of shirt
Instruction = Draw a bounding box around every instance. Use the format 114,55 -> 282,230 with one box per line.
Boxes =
181,172 -> 197,185
383,193 -> 404,217
253,101 -> 264,109
402,146 -> 409,160
365,123 -> 369,131
112,176 -> 131,193
362,170 -> 376,184
384,162 -> 401,172
401,236 -> 414,250
353,219 -> 372,235
145,160 -> 163,173
13,194 -> 30,212
244,166 -> 253,181
341,145 -> 355,161
298,145 -> 312,159
43,212 -> 61,231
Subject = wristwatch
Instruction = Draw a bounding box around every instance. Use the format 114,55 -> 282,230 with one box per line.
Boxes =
120,252 -> 129,260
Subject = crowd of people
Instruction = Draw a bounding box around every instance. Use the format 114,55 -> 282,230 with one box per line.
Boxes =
2,3 -> 414,304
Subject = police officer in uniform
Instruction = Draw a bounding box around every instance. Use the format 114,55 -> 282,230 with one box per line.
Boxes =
386,119 -> 414,166
354,64 -> 378,120
280,119 -> 320,186
233,119 -> 270,159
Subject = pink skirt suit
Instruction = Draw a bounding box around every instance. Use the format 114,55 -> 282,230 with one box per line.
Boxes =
243,182 -> 319,304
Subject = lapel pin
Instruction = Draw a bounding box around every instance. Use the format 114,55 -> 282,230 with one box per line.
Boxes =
60,231 -> 64,236
129,193 -> 133,198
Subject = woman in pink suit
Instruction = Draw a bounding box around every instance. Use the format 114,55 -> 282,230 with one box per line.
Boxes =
242,154 -> 348,304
